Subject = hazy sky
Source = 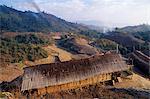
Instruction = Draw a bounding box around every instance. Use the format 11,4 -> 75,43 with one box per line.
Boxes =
1,0 -> 150,27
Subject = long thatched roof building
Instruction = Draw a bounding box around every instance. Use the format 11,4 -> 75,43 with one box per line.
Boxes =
131,50 -> 150,75
21,53 -> 131,91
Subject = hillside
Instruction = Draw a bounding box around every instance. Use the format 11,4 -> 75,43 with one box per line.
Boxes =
0,5 -> 89,33
91,39 -> 118,51
117,24 -> 150,33
0,34 -> 50,65
58,37 -> 100,55
104,32 -> 145,47
116,24 -> 150,42
104,25 -> 150,56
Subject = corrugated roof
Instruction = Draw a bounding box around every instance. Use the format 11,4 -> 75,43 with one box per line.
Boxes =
21,53 -> 130,91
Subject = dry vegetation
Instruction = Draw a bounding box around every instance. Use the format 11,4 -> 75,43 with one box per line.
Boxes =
24,44 -> 73,66
43,45 -> 72,62
0,64 -> 23,82
58,37 -> 100,56
0,44 -> 72,82
114,73 -> 150,89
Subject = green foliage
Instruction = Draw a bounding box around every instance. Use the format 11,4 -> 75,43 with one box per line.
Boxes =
58,38 -> 79,53
15,34 -> 49,45
133,31 -> 150,42
91,38 -> 129,55
0,92 -> 6,98
18,61 -> 24,69
92,39 -> 117,51
79,30 -> 104,38
117,24 -> 150,33
0,37 -> 48,64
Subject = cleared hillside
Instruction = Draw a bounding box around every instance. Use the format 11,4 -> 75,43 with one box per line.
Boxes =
58,37 -> 100,55
0,5 -> 89,33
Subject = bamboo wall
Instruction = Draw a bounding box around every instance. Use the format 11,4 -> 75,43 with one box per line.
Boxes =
37,73 -> 112,95
134,51 -> 150,63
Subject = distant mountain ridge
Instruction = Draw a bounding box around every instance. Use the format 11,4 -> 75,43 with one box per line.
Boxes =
0,5 -> 89,33
117,24 -> 150,33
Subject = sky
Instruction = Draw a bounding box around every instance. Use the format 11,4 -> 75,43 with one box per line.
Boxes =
1,0 -> 150,27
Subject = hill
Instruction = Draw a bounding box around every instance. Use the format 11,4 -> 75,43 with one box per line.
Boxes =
104,32 -> 145,48
0,34 -> 50,65
116,24 -> 150,42
58,37 -> 100,55
117,24 -> 150,33
0,5 -> 89,33
104,25 -> 150,56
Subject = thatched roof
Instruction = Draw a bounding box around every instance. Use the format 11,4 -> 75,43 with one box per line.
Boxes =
21,53 -> 130,91
131,50 -> 150,74
133,50 -> 150,63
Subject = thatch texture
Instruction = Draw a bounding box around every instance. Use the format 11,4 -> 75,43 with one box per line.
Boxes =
37,73 -> 112,94
133,51 -> 150,63
131,50 -> 150,75
21,53 -> 130,91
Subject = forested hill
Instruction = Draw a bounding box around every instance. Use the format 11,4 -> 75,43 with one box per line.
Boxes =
117,24 -> 150,33
0,5 -> 89,33
115,24 -> 150,42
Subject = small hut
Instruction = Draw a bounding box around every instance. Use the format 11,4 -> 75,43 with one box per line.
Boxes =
21,53 -> 131,95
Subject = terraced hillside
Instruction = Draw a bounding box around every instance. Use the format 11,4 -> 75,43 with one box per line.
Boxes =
58,37 -> 100,55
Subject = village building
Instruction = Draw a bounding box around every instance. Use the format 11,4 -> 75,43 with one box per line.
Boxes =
130,50 -> 150,75
21,53 -> 132,95
52,32 -> 62,40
